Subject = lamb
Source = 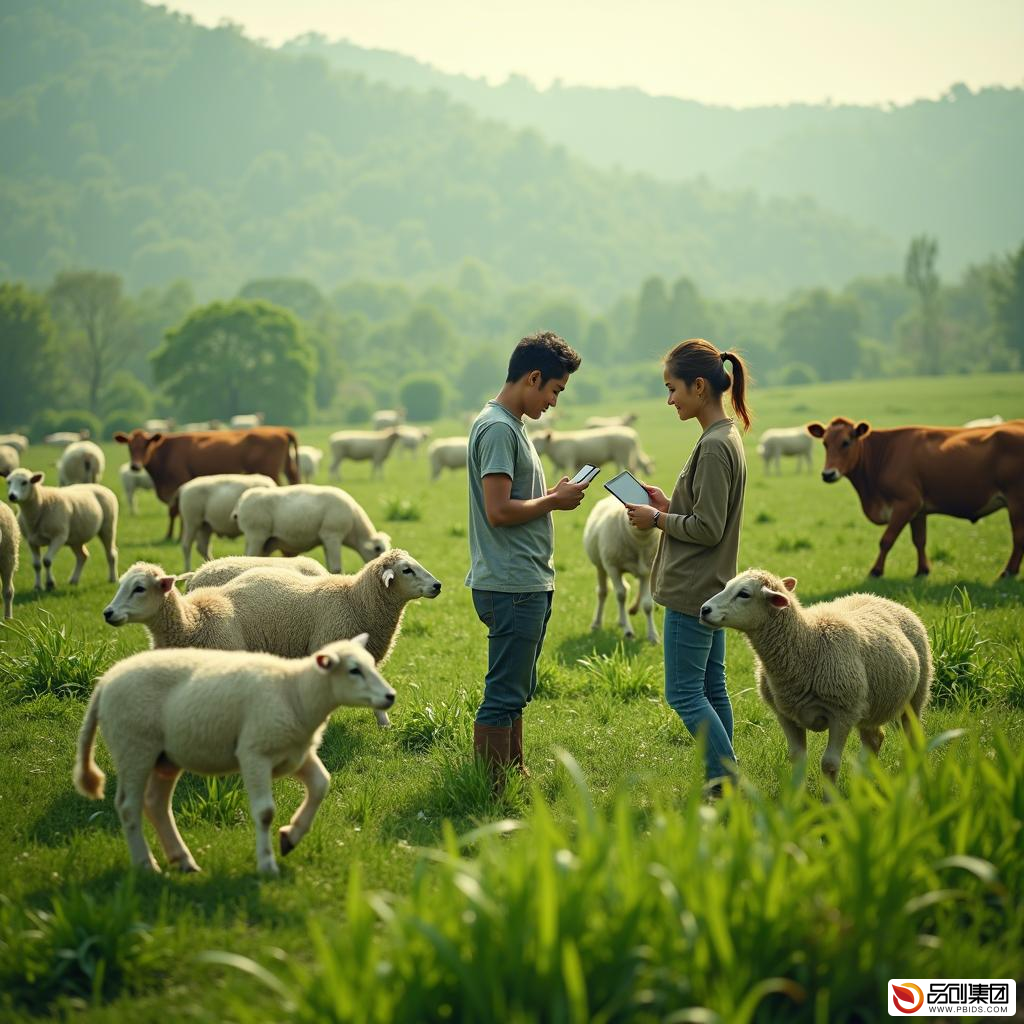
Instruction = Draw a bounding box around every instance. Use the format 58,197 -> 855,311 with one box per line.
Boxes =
427,436 -> 469,480
0,501 -> 20,618
73,636 -> 396,875
539,427 -> 654,476
177,473 -> 276,571
57,440 -> 106,485
328,429 -> 401,479
584,413 -> 637,429
700,568 -> 932,785
583,496 -> 659,643
5,468 -> 118,589
181,554 -> 328,591
232,483 -> 390,573
297,445 -> 323,482
118,461 -> 154,514
0,434 -> 29,453
756,427 -> 814,475
0,445 -> 19,476
103,549 -> 441,728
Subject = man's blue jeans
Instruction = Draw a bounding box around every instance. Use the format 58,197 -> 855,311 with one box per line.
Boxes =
472,590 -> 553,727
663,608 -> 737,782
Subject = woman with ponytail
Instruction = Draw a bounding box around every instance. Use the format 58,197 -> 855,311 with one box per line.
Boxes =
624,339 -> 752,794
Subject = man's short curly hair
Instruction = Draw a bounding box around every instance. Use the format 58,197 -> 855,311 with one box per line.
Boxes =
506,331 -> 582,384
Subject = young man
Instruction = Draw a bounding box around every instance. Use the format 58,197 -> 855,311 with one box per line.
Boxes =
466,331 -> 588,781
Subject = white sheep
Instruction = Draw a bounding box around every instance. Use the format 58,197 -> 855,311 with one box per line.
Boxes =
427,436 -> 468,480
5,468 -> 118,589
327,429 -> 401,479
229,413 -> 264,429
372,409 -> 404,429
395,425 -> 431,457
583,496 -> 659,643
0,445 -> 19,477
103,549 -> 441,728
756,428 -> 814,475
297,444 -> 324,482
57,440 -> 106,485
232,483 -> 390,573
584,413 -> 637,429
44,430 -> 88,446
182,554 -> 328,591
0,434 -> 29,453
963,415 -> 1004,428
118,462 -> 154,515
539,427 -> 653,476
144,418 -> 176,432
700,568 -> 932,784
177,473 -> 276,571
0,501 -> 19,618
73,636 -> 395,875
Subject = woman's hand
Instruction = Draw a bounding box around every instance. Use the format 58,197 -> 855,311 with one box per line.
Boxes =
641,484 -> 670,513
624,501 -> 660,530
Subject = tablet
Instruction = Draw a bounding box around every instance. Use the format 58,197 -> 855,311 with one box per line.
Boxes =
570,464 -> 600,485
604,469 -> 651,506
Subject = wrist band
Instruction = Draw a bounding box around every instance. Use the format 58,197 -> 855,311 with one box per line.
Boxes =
652,509 -> 661,526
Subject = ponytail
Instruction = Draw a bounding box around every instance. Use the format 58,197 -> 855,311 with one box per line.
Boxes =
664,339 -> 754,432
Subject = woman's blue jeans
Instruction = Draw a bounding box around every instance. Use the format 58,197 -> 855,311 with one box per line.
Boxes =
663,608 -> 737,782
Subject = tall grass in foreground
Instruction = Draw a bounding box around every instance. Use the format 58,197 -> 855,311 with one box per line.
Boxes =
207,732 -> 1023,1023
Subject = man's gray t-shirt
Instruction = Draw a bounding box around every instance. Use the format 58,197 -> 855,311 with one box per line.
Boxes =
465,400 -> 554,593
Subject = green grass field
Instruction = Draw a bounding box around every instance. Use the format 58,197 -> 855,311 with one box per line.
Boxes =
2,372 -> 1022,1021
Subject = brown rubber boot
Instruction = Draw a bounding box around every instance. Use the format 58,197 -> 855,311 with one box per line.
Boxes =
473,723 -> 512,789
510,717 -> 530,777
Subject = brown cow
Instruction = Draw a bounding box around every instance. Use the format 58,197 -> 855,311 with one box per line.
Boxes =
114,428 -> 300,540
807,417 -> 1024,578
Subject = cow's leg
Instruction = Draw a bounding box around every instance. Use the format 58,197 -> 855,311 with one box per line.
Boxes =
910,513 -> 930,576
1001,493 -> 1024,577
279,752 -> 330,856
869,501 -> 920,578
590,565 -> 608,631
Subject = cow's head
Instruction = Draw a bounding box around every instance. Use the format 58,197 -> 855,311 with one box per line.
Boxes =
114,429 -> 162,471
806,418 -> 870,483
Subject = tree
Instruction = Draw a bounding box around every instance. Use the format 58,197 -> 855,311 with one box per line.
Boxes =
904,235 -> 942,374
990,241 -> 1024,362
631,276 -> 672,360
778,289 -> 863,381
0,283 -> 60,428
583,318 -> 613,366
667,276 -> 717,343
152,300 -> 316,424
398,372 -> 446,422
48,270 -> 124,414
456,346 -> 506,410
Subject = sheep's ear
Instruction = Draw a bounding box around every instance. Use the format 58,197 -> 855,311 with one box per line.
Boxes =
854,421 -> 871,437
158,576 -> 176,593
764,588 -> 790,608
30,472 -> 44,485
806,422 -> 825,438
352,632 -> 370,649
315,652 -> 336,671
782,577 -> 798,591
381,568 -> 395,588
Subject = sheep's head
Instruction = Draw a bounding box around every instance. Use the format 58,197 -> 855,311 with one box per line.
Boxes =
371,548 -> 441,601
104,562 -> 176,626
699,569 -> 798,632
5,468 -> 43,502
313,635 -> 396,710
359,530 -> 391,562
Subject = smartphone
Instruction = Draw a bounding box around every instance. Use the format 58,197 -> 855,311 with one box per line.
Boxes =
570,464 -> 600,485
603,469 -> 652,505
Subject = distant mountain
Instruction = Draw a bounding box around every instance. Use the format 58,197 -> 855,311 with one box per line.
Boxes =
285,36 -> 1024,273
0,0 -> 898,301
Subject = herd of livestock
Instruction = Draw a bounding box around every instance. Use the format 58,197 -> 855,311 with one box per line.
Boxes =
1,407 -> 1022,873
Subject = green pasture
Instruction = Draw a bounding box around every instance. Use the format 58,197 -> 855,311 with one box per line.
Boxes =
1,372 -> 1022,1021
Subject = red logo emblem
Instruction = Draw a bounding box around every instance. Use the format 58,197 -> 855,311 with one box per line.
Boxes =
892,982 -> 925,1013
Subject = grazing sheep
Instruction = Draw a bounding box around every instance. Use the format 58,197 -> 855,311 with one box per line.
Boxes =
700,568 -> 932,785
177,473 -> 276,571
328,429 -> 401,479
372,409 -> 404,429
229,413 -> 264,429
57,440 -> 106,485
73,636 -> 396,874
583,496 -> 659,643
103,550 -> 441,728
0,434 -> 29,453
233,483 -> 390,573
0,445 -> 19,476
181,554 -> 327,590
144,418 -> 176,432
297,445 -> 324,482
0,501 -> 19,618
963,415 -> 1004,428
427,436 -> 469,481
44,430 -> 89,446
118,462 -> 154,515
540,427 -> 653,476
757,427 -> 814,475
5,468 -> 118,589
584,413 -> 637,429
395,425 -> 431,457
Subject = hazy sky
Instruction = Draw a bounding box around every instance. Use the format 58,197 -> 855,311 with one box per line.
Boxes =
152,0 -> 1024,108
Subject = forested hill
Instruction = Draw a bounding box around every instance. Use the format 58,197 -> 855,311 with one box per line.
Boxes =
285,36 -> 1024,275
0,0 -> 898,301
